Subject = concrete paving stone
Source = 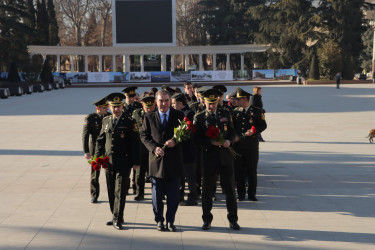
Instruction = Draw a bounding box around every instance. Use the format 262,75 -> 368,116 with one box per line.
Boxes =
1,84 -> 375,250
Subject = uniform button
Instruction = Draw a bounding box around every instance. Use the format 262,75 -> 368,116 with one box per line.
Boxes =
242,122 -> 245,124
126,154 -> 128,157
111,151 -> 114,153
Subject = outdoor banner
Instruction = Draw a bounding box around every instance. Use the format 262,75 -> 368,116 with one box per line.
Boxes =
110,72 -> 130,83
129,72 -> 151,82
214,70 -> 233,81
170,71 -> 191,82
275,69 -> 298,80
191,71 -> 214,81
88,72 -> 110,83
234,70 -> 252,80
151,71 -> 171,82
66,72 -> 88,83
252,69 -> 275,80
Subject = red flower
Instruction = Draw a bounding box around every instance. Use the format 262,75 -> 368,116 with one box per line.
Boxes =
91,161 -> 100,171
103,156 -> 110,164
251,126 -> 257,134
186,120 -> 193,126
102,164 -> 108,169
188,124 -> 196,133
206,125 -> 219,139
95,157 -> 103,164
183,117 -> 189,122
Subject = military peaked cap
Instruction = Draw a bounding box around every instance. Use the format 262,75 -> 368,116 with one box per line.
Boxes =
106,93 -> 125,106
121,86 -> 138,97
202,88 -> 221,104
92,97 -> 108,107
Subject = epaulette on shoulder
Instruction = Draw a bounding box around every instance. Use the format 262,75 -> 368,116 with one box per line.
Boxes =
233,107 -> 244,112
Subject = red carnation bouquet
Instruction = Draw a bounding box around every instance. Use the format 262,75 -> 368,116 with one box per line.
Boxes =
154,117 -> 196,159
88,156 -> 110,171
240,125 -> 257,138
206,125 -> 241,158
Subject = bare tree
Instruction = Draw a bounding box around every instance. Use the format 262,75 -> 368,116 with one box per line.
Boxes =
55,0 -> 92,46
176,0 -> 206,46
94,0 -> 112,46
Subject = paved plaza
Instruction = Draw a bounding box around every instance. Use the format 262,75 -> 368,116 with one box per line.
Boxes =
0,84 -> 374,250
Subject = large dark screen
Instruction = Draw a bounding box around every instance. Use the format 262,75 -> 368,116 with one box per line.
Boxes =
115,0 -> 173,44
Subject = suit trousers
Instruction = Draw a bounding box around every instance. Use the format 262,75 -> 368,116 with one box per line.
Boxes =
106,169 -> 131,222
201,148 -> 238,224
235,147 -> 259,197
90,167 -> 100,199
152,177 -> 180,223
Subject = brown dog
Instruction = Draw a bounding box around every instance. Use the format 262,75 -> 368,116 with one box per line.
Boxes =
367,129 -> 375,143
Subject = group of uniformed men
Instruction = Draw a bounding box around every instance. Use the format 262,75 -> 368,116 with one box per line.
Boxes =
82,82 -> 267,231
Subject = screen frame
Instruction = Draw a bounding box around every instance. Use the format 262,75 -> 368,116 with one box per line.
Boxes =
112,0 -> 176,47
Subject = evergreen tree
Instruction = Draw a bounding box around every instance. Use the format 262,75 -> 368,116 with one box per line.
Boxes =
25,0 -> 37,44
7,61 -> 21,82
317,40 -> 343,80
308,53 -> 320,80
36,0 -> 49,45
0,0 -> 31,71
199,0 -> 236,45
47,0 -> 59,45
40,58 -> 53,83
250,0 -> 318,71
318,0 -> 365,79
359,25 -> 373,73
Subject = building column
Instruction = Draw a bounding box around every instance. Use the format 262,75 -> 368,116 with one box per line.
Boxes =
84,55 -> 88,72
112,55 -> 116,72
171,55 -> 175,71
57,55 -> 61,72
161,54 -> 167,71
70,55 -> 74,72
140,55 -> 144,72
226,53 -> 230,70
240,53 -> 245,71
125,55 -> 130,72
99,55 -> 103,72
199,54 -> 203,71
184,54 -> 189,71
212,54 -> 217,71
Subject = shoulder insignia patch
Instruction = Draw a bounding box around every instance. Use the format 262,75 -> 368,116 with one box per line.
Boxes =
133,123 -> 139,132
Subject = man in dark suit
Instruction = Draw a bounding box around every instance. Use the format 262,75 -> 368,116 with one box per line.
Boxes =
82,97 -> 109,203
95,93 -> 140,230
140,90 -> 184,232
171,93 -> 198,206
193,88 -> 240,231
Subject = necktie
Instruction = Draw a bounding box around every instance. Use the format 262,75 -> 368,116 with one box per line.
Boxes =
162,113 -> 167,129
113,118 -> 118,127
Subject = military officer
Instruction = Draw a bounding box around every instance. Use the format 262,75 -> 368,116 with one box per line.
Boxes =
121,86 -> 142,194
232,87 -> 267,201
213,85 -> 232,113
171,93 -> 198,205
189,86 -> 207,114
122,86 -> 143,116
193,88 -> 240,231
95,93 -> 140,230
82,97 -> 110,203
132,95 -> 156,201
